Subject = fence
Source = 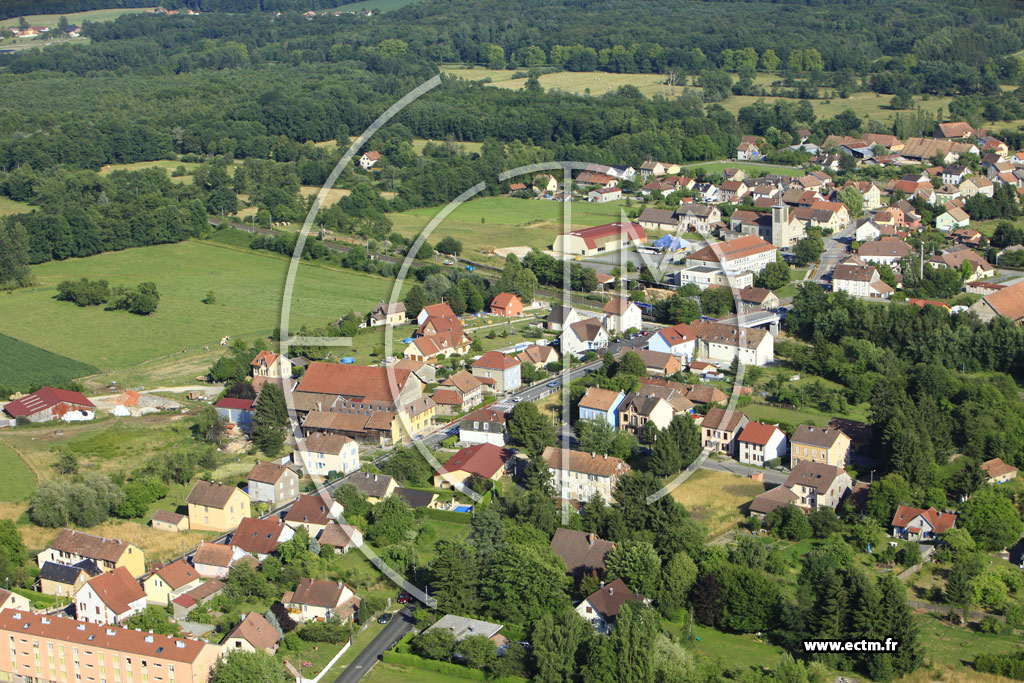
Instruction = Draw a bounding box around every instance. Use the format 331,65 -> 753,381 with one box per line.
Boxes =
298,638 -> 352,683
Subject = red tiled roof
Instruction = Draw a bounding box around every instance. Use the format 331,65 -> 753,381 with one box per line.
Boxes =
737,421 -> 781,446
542,447 -> 630,478
285,494 -> 338,527
215,398 -> 254,411
296,363 -> 410,401
891,505 -> 957,533
85,566 -> 145,616
152,560 -> 200,590
472,351 -> 520,370
490,292 -> 522,311
436,443 -> 510,479
560,222 -> 646,250
230,517 -> 290,555
4,387 -> 94,418
688,235 -> 775,264
248,462 -> 289,484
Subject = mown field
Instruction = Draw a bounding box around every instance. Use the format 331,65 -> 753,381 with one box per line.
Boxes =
0,196 -> 32,216
0,239 -> 399,373
680,160 -> 802,178
98,159 -> 204,184
441,65 -> 670,98
0,442 -> 36,503
389,195 -> 630,256
0,333 -> 98,392
329,0 -> 420,12
0,7 -> 154,28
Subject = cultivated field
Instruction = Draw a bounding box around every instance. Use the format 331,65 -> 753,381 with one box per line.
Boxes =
670,469 -> 768,539
0,240 -> 400,373
441,65 -> 670,98
329,0 -> 420,12
299,185 -> 352,205
389,195 -> 630,256
680,160 -> 802,178
0,7 -> 155,28
0,333 -> 98,392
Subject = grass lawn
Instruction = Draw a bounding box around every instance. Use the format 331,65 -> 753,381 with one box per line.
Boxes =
411,138 -> 484,156
0,239 -> 399,373
99,159 -> 203,184
0,7 -> 154,28
0,196 -> 32,216
440,65 -> 669,98
741,403 -> 830,428
0,442 -> 36,504
389,196 -> 628,258
329,0 -> 420,11
658,621 -> 784,670
915,612 -> 1022,670
363,662 -> 458,683
669,469 -> 768,539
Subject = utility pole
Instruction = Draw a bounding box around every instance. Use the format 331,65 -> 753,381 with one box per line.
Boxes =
919,241 -> 923,281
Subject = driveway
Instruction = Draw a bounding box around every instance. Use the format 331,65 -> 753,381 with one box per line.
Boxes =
333,607 -> 416,683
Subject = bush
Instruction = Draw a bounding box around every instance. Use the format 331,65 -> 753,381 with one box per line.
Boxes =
978,615 -> 1012,635
298,617 -> 351,643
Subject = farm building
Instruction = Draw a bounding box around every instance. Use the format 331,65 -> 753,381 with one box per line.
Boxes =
553,222 -> 646,257
3,387 -> 95,423
214,397 -> 255,433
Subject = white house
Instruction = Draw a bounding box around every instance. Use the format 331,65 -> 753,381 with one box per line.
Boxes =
459,407 -> 507,447
294,432 -> 360,477
75,567 -> 146,626
853,219 -> 881,242
575,578 -> 649,633
561,318 -> 609,356
283,578 -> 360,624
359,151 -> 380,169
691,321 -> 774,366
737,422 -> 787,466
832,262 -> 894,299
547,305 -> 582,332
669,265 -> 754,290
602,297 -> 642,335
647,323 -> 696,362
588,187 -> 622,203
543,447 -> 631,504
685,235 -> 777,274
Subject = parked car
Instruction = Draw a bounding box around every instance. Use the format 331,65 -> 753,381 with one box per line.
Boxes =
512,397 -> 523,402
378,613 -> 392,624
546,381 -> 559,387
397,592 -> 411,604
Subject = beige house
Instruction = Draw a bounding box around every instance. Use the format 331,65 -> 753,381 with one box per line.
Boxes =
283,578 -> 360,623
369,301 -> 407,327
250,350 -> 293,378
142,560 -> 203,606
433,443 -> 510,489
37,529 -> 146,579
602,297 -> 643,335
338,472 -> 397,504
191,542 -> 254,580
749,461 -> 852,517
471,351 -> 522,394
691,321 -> 774,367
150,509 -> 189,532
224,612 -> 281,654
294,432 -> 360,478
790,425 -> 851,468
318,523 -> 364,554
186,481 -> 251,532
247,461 -> 300,508
38,561 -> 97,598
0,610 -> 222,683
543,447 -> 631,504
981,457 -> 1018,484
617,394 -> 674,435
0,589 -> 30,613
701,408 -> 749,456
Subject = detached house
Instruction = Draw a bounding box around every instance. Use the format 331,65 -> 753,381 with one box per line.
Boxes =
737,140 -> 761,161
749,461 -> 852,517
250,350 -> 292,379
224,612 -> 282,655
186,480 -> 250,533
285,494 -> 344,536
578,387 -> 626,428
547,304 -> 582,332
543,447 -> 631,504
981,458 -> 1018,484
790,425 -> 850,468
294,432 -> 360,478
433,443 -> 511,489
549,529 -> 616,583
737,422 -> 787,466
561,318 -> 609,356
432,370 -> 485,415
832,262 -> 893,299
191,542 -> 254,579
891,505 -> 957,541
691,321 -> 774,367
576,578 -> 649,633
618,394 -> 674,434
490,292 -> 524,316
359,151 -> 380,169
338,472 -> 397,503
247,462 -> 300,507
647,323 -> 696,361
701,408 -> 749,456
459,406 -> 508,447
471,351 -> 522,394
75,567 -> 146,626
369,301 -> 407,327
231,516 -> 295,560
283,578 -> 360,623
318,523 -> 364,554
602,297 -> 643,335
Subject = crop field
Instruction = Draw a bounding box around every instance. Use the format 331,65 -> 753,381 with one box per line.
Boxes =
0,240 -> 400,372
680,161 -> 802,178
389,195 -> 630,256
441,65 -> 670,98
0,7 -> 155,28
329,0 -> 421,12
0,333 -> 99,392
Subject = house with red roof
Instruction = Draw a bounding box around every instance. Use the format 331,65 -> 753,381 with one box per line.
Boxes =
891,505 -> 957,541
3,387 -> 94,423
359,151 -> 380,169
433,443 -> 512,489
214,397 -> 255,433
250,350 -> 292,379
647,323 -> 696,361
490,292 -> 524,316
471,351 -> 521,394
74,567 -> 146,626
737,422 -> 787,466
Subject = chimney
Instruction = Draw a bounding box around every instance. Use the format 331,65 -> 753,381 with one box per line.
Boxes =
145,635 -> 154,643
587,534 -> 594,546
175,640 -> 186,649
106,628 -> 117,636
77,624 -> 86,631
608,586 -> 614,596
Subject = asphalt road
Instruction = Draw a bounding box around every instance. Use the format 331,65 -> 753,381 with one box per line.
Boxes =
701,457 -> 789,485
811,223 -> 855,283
333,607 -> 416,683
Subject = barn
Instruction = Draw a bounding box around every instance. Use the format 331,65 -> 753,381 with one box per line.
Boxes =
3,387 -> 95,423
